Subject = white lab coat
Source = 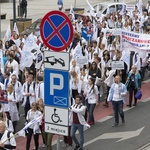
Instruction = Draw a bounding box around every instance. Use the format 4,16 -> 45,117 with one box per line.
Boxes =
69,104 -> 90,128
36,81 -> 44,101
0,130 -> 16,150
22,81 -> 36,107
26,109 -> 42,134
84,84 -> 99,104
4,91 -> 19,122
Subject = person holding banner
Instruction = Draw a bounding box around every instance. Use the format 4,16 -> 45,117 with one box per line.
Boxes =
0,121 -> 16,150
26,102 -> 42,150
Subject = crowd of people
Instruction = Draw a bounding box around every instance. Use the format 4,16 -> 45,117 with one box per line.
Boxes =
0,0 -> 150,150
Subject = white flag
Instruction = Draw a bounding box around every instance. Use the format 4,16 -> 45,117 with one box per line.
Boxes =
73,42 -> 82,61
3,25 -> 11,43
20,51 -> 33,71
35,48 -> 43,69
13,22 -> 19,35
92,20 -> 97,41
23,33 -> 37,52
17,115 -> 43,137
138,0 -> 143,17
70,5 -> 75,21
86,0 -> 96,17
120,1 -> 125,15
0,51 -> 4,74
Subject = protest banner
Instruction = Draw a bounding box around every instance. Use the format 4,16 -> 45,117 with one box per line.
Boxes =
121,30 -> 150,52
0,90 -> 8,103
111,61 -> 124,70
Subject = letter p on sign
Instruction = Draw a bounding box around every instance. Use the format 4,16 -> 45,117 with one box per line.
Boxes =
50,73 -> 64,95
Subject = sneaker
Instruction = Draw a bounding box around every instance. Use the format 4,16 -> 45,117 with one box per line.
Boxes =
112,123 -> 119,127
67,145 -> 73,150
42,144 -> 46,148
62,142 -> 68,148
74,145 -> 80,150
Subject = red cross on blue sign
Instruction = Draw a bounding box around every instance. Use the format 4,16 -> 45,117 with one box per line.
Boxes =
40,10 -> 74,52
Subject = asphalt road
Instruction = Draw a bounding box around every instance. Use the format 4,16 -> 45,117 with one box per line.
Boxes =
51,98 -> 150,150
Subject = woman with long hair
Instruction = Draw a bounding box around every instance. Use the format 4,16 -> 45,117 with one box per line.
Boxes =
26,102 -> 42,150
84,77 -> 99,125
70,70 -> 81,104
5,83 -> 19,133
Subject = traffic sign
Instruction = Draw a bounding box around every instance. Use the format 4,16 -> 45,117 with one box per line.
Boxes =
45,123 -> 68,136
45,106 -> 68,126
44,51 -> 70,71
111,61 -> 124,70
44,69 -> 69,108
40,10 -> 73,51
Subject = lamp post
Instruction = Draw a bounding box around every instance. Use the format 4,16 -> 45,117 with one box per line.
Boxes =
13,0 -> 16,25
74,0 -> 76,8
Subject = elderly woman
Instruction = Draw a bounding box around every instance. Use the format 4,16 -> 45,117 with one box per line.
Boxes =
126,65 -> 141,107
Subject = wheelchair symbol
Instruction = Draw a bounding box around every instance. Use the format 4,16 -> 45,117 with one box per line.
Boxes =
51,108 -> 62,123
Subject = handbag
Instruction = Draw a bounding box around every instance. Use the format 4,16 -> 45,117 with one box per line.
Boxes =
95,77 -> 101,86
135,89 -> 142,100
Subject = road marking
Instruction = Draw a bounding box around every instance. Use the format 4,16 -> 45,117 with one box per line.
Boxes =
137,142 -> 150,150
84,127 -> 145,147
142,79 -> 150,84
141,97 -> 150,102
97,116 -> 113,122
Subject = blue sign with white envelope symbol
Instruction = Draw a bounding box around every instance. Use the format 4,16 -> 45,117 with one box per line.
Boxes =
44,69 -> 69,108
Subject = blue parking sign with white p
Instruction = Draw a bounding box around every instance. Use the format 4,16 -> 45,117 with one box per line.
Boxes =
44,69 -> 69,108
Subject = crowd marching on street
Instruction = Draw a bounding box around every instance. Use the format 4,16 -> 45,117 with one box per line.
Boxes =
0,0 -> 150,149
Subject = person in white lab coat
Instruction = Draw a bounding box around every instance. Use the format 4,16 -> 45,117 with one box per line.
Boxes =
0,121 -> 16,150
5,83 -> 19,133
84,77 -> 99,125
22,72 -> 36,118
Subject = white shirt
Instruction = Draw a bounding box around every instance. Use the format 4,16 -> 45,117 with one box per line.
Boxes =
112,84 -> 122,101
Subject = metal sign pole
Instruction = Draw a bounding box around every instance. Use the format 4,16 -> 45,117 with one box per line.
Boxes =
57,135 -> 60,150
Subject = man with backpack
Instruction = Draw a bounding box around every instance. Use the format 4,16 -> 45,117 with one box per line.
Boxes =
20,0 -> 28,18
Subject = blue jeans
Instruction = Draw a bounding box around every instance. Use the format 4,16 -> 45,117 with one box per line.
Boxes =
86,102 -> 96,123
112,101 -> 124,124
71,123 -> 84,148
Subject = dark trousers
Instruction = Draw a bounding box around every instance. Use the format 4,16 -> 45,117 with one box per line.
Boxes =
12,121 -> 17,134
64,126 -> 72,146
112,101 -> 124,124
22,7 -> 27,18
128,86 -> 137,106
86,102 -> 96,123
81,91 -> 85,105
24,99 -> 30,119
26,128 -> 39,150
140,67 -> 146,81
40,125 -> 45,144
71,123 -> 84,148
72,89 -> 78,99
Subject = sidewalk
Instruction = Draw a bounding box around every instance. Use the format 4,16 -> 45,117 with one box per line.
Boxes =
0,0 -> 137,38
